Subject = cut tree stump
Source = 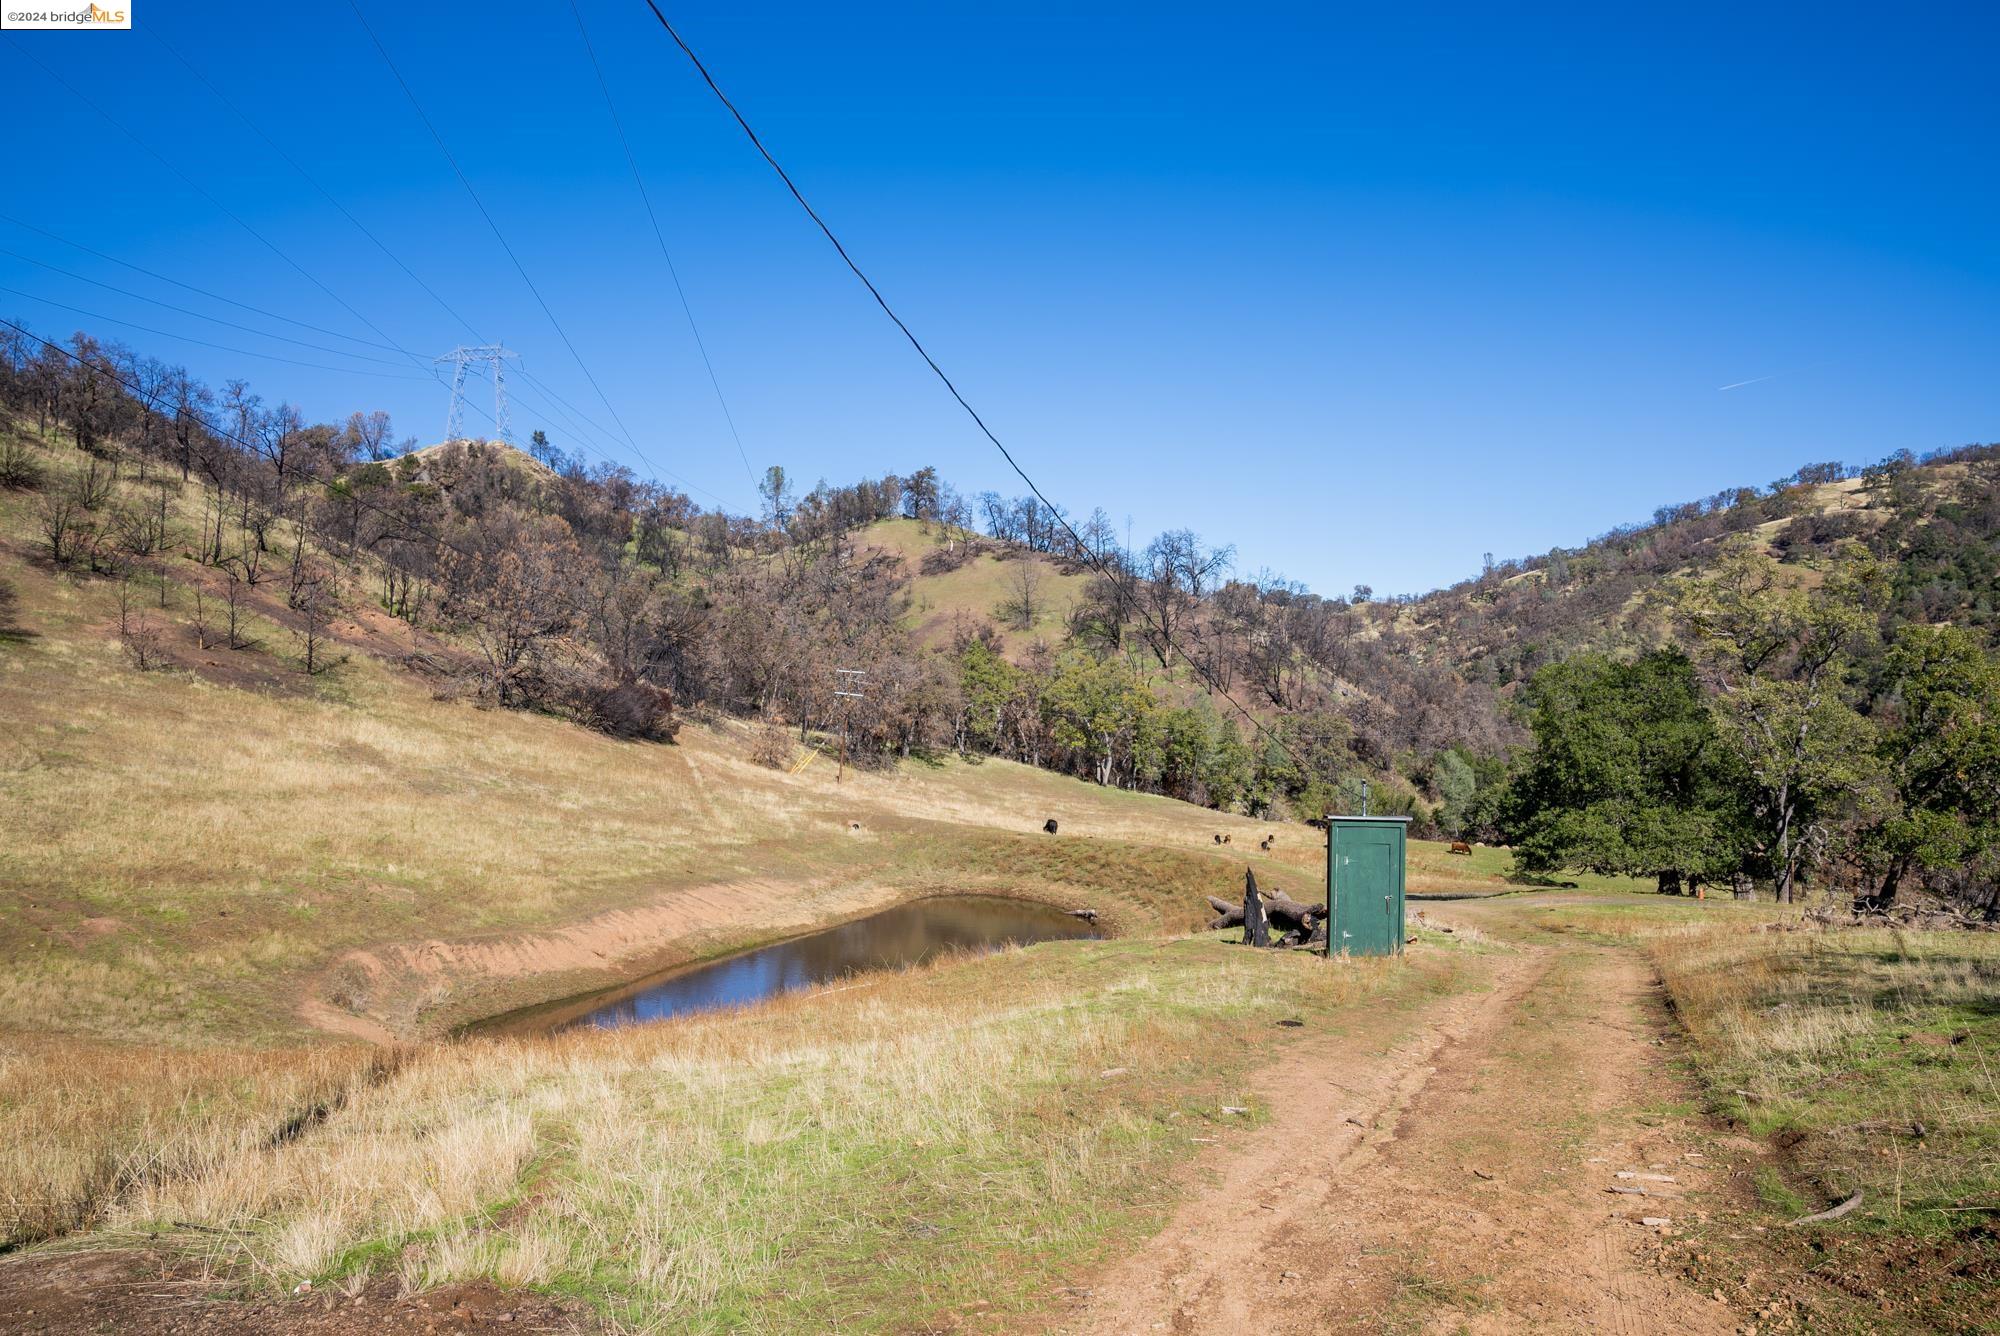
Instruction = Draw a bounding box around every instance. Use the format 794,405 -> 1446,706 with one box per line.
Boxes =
1243,870 -> 1271,948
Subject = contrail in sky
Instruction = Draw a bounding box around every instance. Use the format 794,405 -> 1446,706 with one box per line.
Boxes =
1717,373 -> 1781,391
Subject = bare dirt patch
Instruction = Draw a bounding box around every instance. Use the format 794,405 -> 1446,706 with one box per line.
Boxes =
0,1249 -> 582,1334
1052,918 -> 1742,1333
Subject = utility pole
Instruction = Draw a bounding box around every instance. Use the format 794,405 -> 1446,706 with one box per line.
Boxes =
435,345 -> 519,443
833,668 -> 867,784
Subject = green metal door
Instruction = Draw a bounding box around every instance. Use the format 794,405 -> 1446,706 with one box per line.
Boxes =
1326,816 -> 1408,957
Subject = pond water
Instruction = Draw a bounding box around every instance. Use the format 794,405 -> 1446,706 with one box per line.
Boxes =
521,896 -> 1100,1034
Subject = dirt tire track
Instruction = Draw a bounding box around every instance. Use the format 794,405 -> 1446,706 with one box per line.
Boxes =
1053,920 -> 1738,1334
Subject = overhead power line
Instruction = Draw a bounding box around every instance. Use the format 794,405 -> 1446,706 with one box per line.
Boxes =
567,0 -> 758,492
0,213 -> 404,356
144,27 -> 493,360
142,29 -> 671,480
632,2 -> 1315,774
343,2 -> 664,480
5,48 -> 671,494
0,45 -> 529,443
0,285 -> 430,381
7,42 -> 432,376
0,208 -> 718,501
3,316 -> 484,564
0,247 -> 425,370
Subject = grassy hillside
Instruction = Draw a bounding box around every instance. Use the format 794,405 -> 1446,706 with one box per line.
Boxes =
0,531 -> 1304,1048
4,417 -> 1990,1330
858,516 -> 1091,653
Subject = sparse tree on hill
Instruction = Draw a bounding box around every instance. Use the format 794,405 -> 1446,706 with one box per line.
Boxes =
998,558 -> 1043,630
292,558 -> 341,676
221,570 -> 250,650
758,465 -> 794,531
190,585 -> 213,650
0,577 -> 21,641
1139,529 -> 1233,670
37,487 -> 93,567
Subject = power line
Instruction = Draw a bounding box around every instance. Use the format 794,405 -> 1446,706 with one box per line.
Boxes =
7,42 -> 432,375
0,213 -> 404,355
2,316 -> 484,564
0,247 -> 425,370
14,25 -> 736,508
146,25 -> 495,367
633,2 -> 1314,773
0,208 -> 716,500
0,73 -> 641,488
566,0 -> 758,492
0,45 -> 528,445
136,32 -> 666,478
0,285 -> 430,381
342,1 -> 663,479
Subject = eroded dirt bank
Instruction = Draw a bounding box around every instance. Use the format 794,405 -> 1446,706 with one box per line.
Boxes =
301,873 -> 1117,1042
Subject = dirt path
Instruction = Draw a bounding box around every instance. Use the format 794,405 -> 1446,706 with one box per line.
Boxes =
1051,914 -> 1740,1334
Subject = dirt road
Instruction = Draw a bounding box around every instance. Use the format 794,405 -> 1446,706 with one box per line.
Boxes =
1053,907 -> 1740,1334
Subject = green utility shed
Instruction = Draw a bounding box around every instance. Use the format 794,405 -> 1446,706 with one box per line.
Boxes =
1324,815 -> 1410,957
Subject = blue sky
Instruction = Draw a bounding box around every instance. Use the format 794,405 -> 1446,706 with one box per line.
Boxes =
4,2 -> 1994,594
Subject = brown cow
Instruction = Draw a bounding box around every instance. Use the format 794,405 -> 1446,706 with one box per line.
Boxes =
1449,840 -> 1473,856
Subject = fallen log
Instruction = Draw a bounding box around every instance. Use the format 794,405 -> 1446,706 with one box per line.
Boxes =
1206,895 -> 1244,931
1261,890 -> 1320,936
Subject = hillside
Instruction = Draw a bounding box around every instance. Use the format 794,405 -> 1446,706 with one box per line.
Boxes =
858,515 -> 1091,653
2,359 -> 1993,1334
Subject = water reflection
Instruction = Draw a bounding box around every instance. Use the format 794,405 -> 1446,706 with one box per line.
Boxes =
558,896 -> 1099,1032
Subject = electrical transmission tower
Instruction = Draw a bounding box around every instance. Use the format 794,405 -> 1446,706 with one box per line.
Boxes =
435,345 -> 519,443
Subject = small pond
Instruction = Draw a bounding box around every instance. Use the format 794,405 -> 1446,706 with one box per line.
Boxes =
507,896 -> 1100,1035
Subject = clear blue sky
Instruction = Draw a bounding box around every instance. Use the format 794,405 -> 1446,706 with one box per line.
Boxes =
5,2 -> 1994,594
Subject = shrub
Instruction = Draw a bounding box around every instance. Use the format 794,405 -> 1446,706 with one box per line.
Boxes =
0,436 -> 42,490
583,678 -> 676,741
750,722 -> 795,769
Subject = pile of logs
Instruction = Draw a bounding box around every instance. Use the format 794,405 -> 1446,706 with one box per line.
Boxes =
1788,903 -> 1998,933
1208,870 -> 1326,948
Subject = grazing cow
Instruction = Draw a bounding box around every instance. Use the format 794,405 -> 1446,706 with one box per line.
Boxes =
1043,818 -> 1059,835
1449,840 -> 1473,856
1259,835 -> 1273,852
1213,833 -> 1224,844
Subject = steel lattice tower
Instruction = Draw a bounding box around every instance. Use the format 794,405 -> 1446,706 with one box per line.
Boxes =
435,345 -> 519,443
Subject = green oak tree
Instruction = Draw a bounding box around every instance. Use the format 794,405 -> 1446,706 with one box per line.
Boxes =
1859,625 -> 2000,910
1668,540 -> 1886,903
1502,650 -> 1753,893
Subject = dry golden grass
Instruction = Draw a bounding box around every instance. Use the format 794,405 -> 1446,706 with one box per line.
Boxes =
1653,926 -> 2000,1230
860,517 -> 1090,652
0,1034 -> 382,1248
35,935 -> 1463,1331
0,461 -> 1341,1047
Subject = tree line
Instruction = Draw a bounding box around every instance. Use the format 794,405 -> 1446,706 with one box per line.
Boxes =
2,320 -> 1995,913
